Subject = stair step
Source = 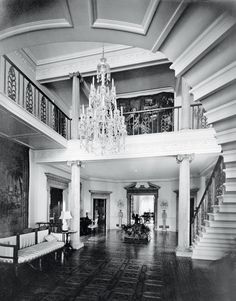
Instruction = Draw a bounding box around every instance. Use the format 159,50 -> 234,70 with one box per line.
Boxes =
206,220 -> 236,227
208,212 -> 236,221
218,193 -> 236,203
192,248 -> 226,260
201,233 -> 236,240
223,150 -> 236,164
224,182 -> 236,192
197,237 -> 236,245
217,204 -> 236,212
224,167 -> 236,178
202,226 -> 236,234
193,243 -> 234,251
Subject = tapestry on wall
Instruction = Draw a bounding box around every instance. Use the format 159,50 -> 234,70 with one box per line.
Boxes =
0,137 -> 29,237
117,92 -> 174,135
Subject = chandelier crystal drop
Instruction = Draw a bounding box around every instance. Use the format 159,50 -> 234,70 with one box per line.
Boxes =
78,51 -> 127,154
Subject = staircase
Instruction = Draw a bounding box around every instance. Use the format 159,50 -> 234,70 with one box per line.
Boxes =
191,156 -> 236,260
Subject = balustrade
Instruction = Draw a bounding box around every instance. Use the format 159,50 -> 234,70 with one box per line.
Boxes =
191,156 -> 225,245
123,104 -> 208,135
2,56 -> 71,139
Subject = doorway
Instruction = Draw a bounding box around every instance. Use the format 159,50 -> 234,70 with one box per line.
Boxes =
50,187 -> 63,226
93,198 -> 106,233
132,195 -> 155,225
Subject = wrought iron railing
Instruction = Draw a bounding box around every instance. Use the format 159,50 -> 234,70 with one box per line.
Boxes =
2,55 -> 71,139
191,103 -> 209,129
190,156 -> 225,245
123,104 -> 208,135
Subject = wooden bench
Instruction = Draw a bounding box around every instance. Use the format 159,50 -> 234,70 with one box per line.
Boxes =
0,229 -> 65,275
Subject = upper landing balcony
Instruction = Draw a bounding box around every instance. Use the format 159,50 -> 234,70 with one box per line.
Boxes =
0,55 -> 217,157
0,55 -> 71,149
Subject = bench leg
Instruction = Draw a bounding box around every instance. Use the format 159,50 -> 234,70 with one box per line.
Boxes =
54,251 -> 57,261
61,249 -> 64,264
39,258 -> 42,271
14,264 -> 19,277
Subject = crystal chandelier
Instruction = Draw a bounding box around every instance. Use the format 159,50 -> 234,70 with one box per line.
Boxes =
78,50 -> 127,154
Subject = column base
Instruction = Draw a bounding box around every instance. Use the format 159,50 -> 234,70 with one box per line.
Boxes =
176,246 -> 192,258
71,241 -> 84,250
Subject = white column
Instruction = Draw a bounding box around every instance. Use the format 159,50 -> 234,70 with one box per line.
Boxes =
70,72 -> 81,139
68,160 -> 84,250
176,154 -> 194,257
181,77 -> 191,130
154,195 -> 158,231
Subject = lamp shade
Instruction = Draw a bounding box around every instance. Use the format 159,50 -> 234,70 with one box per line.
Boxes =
59,211 -> 72,220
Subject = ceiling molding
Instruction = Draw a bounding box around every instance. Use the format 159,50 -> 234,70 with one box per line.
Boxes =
0,19 -> 72,41
89,0 -> 160,35
23,45 -> 132,66
170,12 -> 236,77
190,61 -> 236,101
117,87 -> 174,99
152,0 -> 188,52
35,47 -> 168,83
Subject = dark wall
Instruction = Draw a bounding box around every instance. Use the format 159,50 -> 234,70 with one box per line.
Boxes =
0,137 -> 29,237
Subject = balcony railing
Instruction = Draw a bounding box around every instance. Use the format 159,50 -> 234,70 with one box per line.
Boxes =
2,55 -> 71,139
123,104 -> 208,136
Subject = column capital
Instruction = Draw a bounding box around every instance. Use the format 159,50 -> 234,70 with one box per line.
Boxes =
69,71 -> 80,78
69,71 -> 84,83
67,160 -> 83,167
176,154 -> 194,164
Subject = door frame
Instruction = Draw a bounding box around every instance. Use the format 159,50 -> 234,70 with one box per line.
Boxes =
89,190 -> 112,230
45,173 -> 70,221
124,182 -> 160,230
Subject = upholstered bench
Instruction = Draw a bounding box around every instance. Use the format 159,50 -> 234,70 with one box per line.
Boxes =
0,229 -> 65,275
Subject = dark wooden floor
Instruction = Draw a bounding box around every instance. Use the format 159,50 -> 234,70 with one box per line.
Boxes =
0,230 -> 235,301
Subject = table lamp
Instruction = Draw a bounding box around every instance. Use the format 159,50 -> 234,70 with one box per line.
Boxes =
59,211 -> 72,231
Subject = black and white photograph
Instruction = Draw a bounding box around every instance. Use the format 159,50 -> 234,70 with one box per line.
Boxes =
0,0 -> 236,300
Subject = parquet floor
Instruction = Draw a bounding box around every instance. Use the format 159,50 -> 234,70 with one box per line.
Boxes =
0,230 -> 235,301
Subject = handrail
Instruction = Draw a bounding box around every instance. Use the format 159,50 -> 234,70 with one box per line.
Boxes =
123,105 -> 181,115
192,155 -> 223,223
3,55 -> 70,120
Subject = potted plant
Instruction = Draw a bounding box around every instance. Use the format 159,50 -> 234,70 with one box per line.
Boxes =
122,222 -> 151,243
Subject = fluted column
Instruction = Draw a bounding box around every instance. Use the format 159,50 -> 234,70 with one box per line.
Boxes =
69,72 -> 81,139
176,154 -> 194,257
68,160 -> 84,250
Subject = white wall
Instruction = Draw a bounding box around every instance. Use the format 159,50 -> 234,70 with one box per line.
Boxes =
29,152 -> 208,232
29,150 -> 71,228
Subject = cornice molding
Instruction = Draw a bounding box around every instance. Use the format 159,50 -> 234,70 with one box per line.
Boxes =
117,87 -> 174,99
152,0 -> 188,52
35,47 -> 168,83
23,45 -> 131,66
171,12 -> 235,77
190,61 -> 236,101
205,99 -> 236,124
89,0 -> 160,35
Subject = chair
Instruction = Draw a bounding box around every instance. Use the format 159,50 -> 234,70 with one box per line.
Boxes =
88,218 -> 98,234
